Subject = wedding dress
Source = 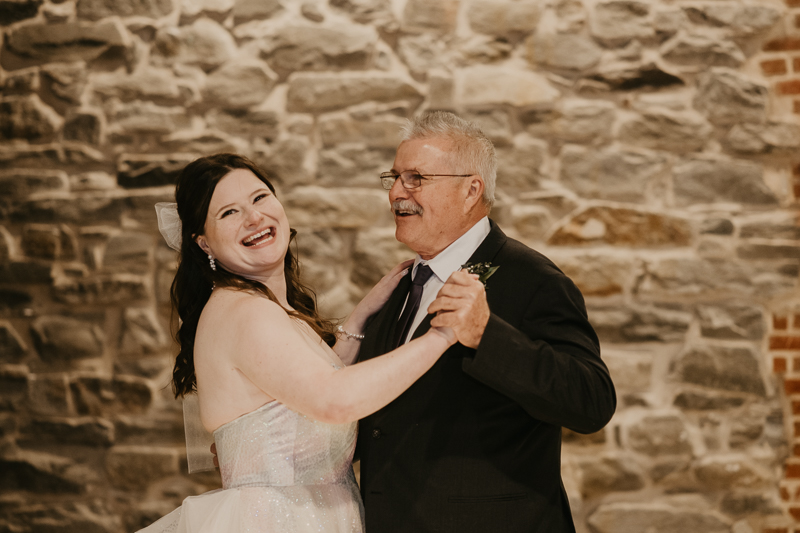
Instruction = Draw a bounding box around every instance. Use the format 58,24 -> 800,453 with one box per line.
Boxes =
138,397 -> 364,532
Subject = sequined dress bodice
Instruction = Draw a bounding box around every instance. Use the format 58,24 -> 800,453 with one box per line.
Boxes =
138,400 -> 364,533
214,401 -> 356,488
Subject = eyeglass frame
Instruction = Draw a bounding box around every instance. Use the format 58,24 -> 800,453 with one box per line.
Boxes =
380,171 -> 474,190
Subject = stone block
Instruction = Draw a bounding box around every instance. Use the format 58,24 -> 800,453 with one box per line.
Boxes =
317,144 -> 396,187
589,305 -> 691,342
22,416 -> 114,447
0,94 -> 63,142
694,454 -> 771,490
181,0 -> 234,18
0,169 -> 68,199
260,23 -> 377,74
0,502 -> 121,533
107,101 -> 192,135
287,72 -> 422,113
627,414 -> 692,455
693,68 -> 768,126
165,18 -> 237,72
204,59 -> 278,110
510,204 -> 551,241
740,214 -> 800,240
468,0 -> 540,38
548,205 -> 692,247
463,109 -> 513,147
396,34 -> 449,78
106,446 -> 180,489
252,136 -> 312,186
578,454 -> 646,497
351,226 -> 413,289
550,100 -> 616,144
700,218 -> 734,235
319,112 -> 405,149
549,252 -> 633,297
102,232 -> 153,272
206,108 -> 280,141
589,60 -> 684,91
0,321 -> 27,362
284,187 -> 388,229
0,0 -> 43,24
673,157 -> 776,206
117,153 -> 196,189
495,134 -> 547,190
30,315 -> 105,362
53,274 -> 150,305
721,492 -> 782,516
0,259 -> 53,283
71,374 -> 153,415
91,67 -> 184,104
402,0 -> 458,32
0,450 -> 95,493
696,304 -> 765,340
294,229 -> 348,294
119,308 -> 168,356
232,0 -> 282,23
600,348 -> 653,392
0,365 -> 28,409
41,63 -> 88,105
682,3 -> 781,37
661,33 -> 745,68
588,502 -> 730,533
672,344 -> 766,396
726,121 -> 800,155
76,0 -> 174,20
737,244 -> 800,260
590,0 -> 654,47
21,224 -> 77,260
63,109 -> 104,145
559,145 -> 666,202
6,19 -> 129,62
526,32 -> 602,71
673,391 -> 745,410
618,107 -> 712,152
115,413 -> 185,445
2,67 -> 40,94
455,66 -> 559,108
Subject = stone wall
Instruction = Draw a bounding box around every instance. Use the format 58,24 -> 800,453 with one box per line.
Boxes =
1,0 -> 799,531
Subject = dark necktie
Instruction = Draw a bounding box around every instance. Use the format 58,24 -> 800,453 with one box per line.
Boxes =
394,264 -> 434,348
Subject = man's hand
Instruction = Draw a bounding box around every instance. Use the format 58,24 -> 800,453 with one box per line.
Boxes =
428,271 -> 489,349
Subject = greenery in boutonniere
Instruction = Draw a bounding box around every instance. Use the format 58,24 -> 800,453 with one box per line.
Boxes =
461,262 -> 499,285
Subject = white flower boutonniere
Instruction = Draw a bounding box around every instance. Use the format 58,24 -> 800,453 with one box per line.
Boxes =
461,262 -> 500,286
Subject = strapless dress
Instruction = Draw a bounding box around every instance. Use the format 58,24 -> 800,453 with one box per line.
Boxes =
137,400 -> 364,532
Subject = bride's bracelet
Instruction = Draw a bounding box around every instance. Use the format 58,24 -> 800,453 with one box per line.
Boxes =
337,325 -> 365,341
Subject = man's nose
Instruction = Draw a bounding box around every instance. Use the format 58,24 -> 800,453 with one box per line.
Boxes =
388,176 -> 408,200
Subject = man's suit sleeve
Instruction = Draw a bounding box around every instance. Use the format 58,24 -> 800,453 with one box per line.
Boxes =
461,271 -> 616,434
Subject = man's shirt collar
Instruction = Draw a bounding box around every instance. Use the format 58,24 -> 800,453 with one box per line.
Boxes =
413,216 -> 491,283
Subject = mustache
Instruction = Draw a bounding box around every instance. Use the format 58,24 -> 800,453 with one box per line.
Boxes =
392,200 -> 423,216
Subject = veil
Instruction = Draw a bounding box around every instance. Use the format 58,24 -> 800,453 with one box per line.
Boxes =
155,203 -> 216,473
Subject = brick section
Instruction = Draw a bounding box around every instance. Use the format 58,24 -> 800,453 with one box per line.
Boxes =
795,181 -> 800,200
763,59 -> 789,76
788,0 -> 800,7
794,314 -> 800,328
763,529 -> 788,533
795,356 -> 800,371
785,379 -> 800,394
773,336 -> 800,350
777,356 -> 789,372
795,57 -> 800,72
788,462 -> 800,478
796,13 -> 800,27
765,38 -> 800,51
778,316 -> 790,330
793,400 -> 800,415
777,79 -> 800,95
794,421 -> 800,437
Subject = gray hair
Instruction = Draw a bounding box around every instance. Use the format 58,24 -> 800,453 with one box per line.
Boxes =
400,111 -> 497,209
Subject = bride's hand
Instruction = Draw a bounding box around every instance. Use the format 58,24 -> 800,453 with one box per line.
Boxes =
351,259 -> 414,321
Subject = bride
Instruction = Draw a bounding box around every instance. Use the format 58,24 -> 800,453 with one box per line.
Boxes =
139,154 -> 456,532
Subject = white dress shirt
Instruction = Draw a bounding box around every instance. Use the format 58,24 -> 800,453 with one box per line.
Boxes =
400,216 -> 491,345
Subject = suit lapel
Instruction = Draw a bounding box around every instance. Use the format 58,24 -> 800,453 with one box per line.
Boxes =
378,271 -> 412,355
408,220 -> 507,342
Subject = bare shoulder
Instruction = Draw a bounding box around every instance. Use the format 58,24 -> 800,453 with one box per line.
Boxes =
202,288 -> 291,328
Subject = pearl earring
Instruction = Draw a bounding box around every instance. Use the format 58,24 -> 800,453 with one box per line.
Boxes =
208,254 -> 216,271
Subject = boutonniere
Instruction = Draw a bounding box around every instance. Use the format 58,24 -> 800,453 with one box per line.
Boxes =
461,262 -> 499,285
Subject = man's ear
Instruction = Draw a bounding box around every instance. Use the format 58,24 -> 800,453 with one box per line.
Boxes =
195,235 -> 211,255
464,176 -> 485,211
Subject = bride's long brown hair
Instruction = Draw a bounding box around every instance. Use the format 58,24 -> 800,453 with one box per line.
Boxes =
170,153 -> 337,398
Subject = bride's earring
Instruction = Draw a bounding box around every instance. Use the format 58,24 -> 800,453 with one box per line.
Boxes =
208,254 -> 216,271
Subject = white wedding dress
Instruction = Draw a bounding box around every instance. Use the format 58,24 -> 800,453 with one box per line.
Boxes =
138,397 -> 364,532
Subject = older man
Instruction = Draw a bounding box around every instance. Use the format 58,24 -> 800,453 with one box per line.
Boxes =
355,111 -> 616,533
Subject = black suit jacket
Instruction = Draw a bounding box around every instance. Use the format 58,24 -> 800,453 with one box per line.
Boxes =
356,221 -> 616,533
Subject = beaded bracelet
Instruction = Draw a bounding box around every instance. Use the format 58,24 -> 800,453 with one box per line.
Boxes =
337,325 -> 365,341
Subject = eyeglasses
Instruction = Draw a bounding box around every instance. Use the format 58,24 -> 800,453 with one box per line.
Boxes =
380,171 -> 473,190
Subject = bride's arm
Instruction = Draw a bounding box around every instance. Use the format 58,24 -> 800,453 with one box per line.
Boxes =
333,259 -> 413,366
227,293 -> 454,425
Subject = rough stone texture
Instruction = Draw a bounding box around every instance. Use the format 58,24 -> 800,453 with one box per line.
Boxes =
283,187 -> 388,229
526,32 -> 602,71
559,144 -> 667,202
0,321 -> 27,362
588,502 -> 730,533
21,223 -> 76,260
119,308 -> 168,355
456,66 -> 560,108
164,18 -> 237,72
467,0 -> 540,38
318,112 -> 406,149
618,107 -> 712,152
117,153 -> 197,189
232,0 -> 282,23
0,0 -> 43,25
682,3 -> 782,36
694,455 -> 771,490
578,455 -> 647,497
672,345 -> 766,396
694,69 -> 769,127
696,304 -> 765,340
551,252 -> 634,297
1,95 -> 64,141
673,157 -> 776,206
105,446 -> 179,489
76,0 -> 174,20
287,72 -> 422,112
589,305 -> 692,342
548,205 -> 692,247
726,121 -> 800,155
6,19 -> 129,62
351,226 -> 413,289
550,100 -> 616,144
260,23 -> 377,74
402,0 -> 459,33
30,316 -> 105,362
661,33 -> 746,68
627,414 -> 693,455
591,0 -> 655,48
496,134 -> 547,189
204,60 -> 278,110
